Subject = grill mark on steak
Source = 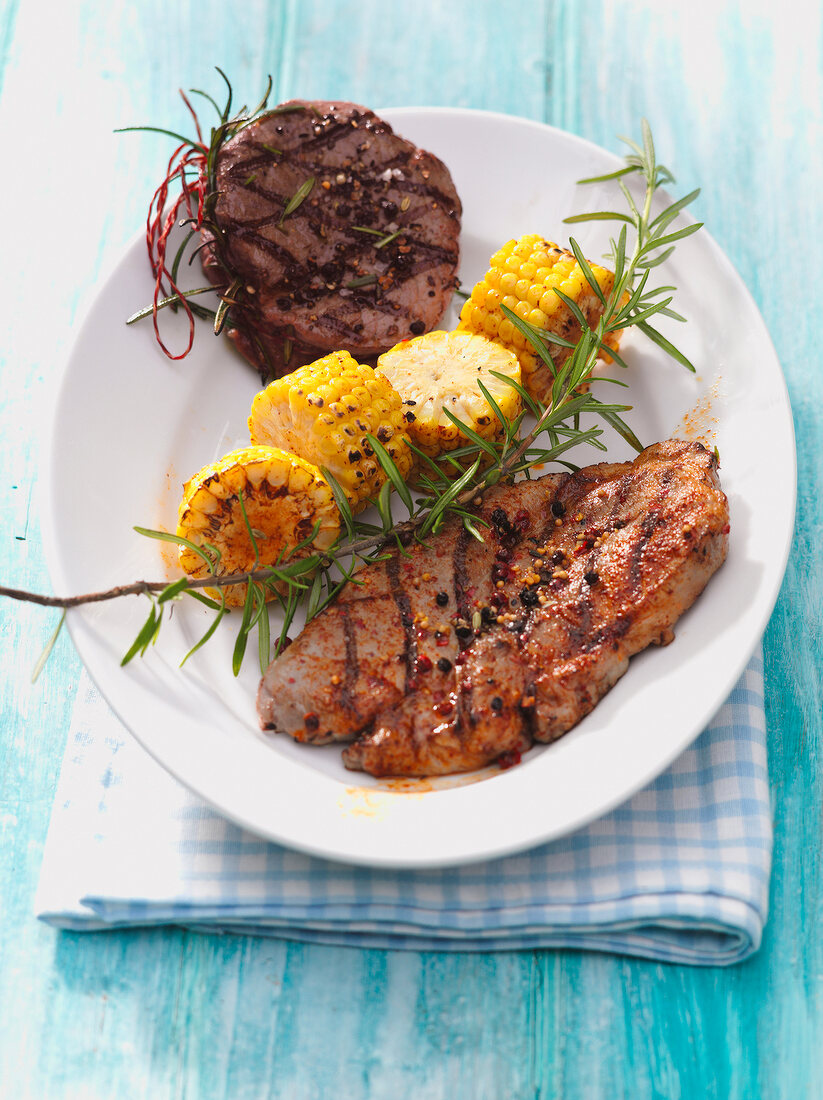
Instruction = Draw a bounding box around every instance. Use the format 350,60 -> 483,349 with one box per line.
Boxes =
340,606 -> 359,712
564,593 -> 594,654
258,441 -> 730,776
629,509 -> 662,594
386,554 -> 417,689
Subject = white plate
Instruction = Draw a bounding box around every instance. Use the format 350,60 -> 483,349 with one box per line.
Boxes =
42,108 -> 795,868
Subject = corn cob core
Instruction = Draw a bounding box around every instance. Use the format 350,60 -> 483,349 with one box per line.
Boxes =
377,330 -> 521,466
457,234 -> 618,404
248,351 -> 413,511
176,445 -> 339,607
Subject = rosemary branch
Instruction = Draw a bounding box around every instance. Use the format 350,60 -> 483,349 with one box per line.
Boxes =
13,116 -> 701,678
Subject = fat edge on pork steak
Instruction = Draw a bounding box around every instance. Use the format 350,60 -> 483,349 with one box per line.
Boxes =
199,100 -> 462,380
257,440 -> 730,777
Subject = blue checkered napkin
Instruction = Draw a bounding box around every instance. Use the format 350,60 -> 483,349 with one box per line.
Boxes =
35,652 -> 770,965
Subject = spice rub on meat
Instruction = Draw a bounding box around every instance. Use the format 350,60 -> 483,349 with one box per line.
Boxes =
200,100 -> 462,380
257,440 -> 730,777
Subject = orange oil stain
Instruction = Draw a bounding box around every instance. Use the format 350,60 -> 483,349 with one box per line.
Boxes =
151,463 -> 183,577
678,374 -> 722,448
337,786 -> 418,820
339,764 -> 503,816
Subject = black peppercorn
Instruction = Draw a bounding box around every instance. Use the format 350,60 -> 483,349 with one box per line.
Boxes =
551,500 -> 566,518
435,591 -> 449,606
437,657 -> 452,673
584,571 -> 600,586
490,696 -> 503,711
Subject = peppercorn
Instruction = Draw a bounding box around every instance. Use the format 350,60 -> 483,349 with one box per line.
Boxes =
490,696 -> 503,711
435,591 -> 449,606
584,571 -> 600,586
551,500 -> 566,518
437,657 -> 452,673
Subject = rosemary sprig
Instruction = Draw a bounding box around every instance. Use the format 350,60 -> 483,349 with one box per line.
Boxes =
15,119 -> 701,677
119,69 -> 280,369
278,176 -> 315,226
563,118 -> 702,372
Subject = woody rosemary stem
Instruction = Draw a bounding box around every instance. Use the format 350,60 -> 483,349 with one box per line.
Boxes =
0,394 -> 583,613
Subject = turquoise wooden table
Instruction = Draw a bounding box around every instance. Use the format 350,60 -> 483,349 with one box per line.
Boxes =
1,1 -> 820,1095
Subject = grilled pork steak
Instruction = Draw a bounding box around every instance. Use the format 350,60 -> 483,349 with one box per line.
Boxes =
257,440 -> 730,776
200,100 -> 462,379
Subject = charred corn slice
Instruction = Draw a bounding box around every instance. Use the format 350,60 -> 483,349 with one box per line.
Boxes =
377,330 -> 521,464
457,234 -> 619,403
248,350 -> 413,511
177,445 -> 339,607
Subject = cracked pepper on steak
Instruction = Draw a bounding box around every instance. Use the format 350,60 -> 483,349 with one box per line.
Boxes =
257,440 -> 730,777
199,100 -> 462,380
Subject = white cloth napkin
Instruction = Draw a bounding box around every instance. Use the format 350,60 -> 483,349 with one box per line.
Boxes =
36,653 -> 771,964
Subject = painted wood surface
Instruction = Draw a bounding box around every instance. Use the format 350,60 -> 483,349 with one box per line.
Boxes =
0,0 -> 820,1095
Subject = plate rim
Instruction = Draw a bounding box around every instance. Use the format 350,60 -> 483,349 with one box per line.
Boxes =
40,106 -> 797,868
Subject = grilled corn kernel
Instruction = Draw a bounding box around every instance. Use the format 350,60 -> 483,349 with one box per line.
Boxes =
377,330 -> 521,468
458,234 -> 620,402
248,350 -> 413,511
177,445 -> 339,607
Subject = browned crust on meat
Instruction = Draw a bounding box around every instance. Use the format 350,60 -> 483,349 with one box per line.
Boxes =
257,440 -> 729,776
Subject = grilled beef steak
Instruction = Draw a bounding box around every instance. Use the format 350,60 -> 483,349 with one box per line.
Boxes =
257,440 -> 730,776
200,100 -> 462,379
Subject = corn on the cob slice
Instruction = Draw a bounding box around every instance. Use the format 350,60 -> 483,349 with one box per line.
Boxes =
376,330 -> 521,466
177,445 -> 339,607
248,350 -> 413,511
457,234 -> 620,403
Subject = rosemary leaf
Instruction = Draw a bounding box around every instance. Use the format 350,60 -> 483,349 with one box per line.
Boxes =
375,229 -> 403,249
575,165 -> 637,185
214,276 -> 243,335
157,577 -> 191,604
366,434 -> 414,514
440,409 -> 499,460
649,188 -> 701,233
640,221 -> 703,253
376,479 -> 394,534
637,321 -> 696,372
181,597 -> 227,667
563,211 -> 635,224
232,582 -> 257,676
321,468 -> 356,538
122,602 -> 161,666
345,274 -> 378,289
279,176 -> 315,225
134,526 -> 218,574
568,237 -> 608,307
184,590 -> 223,611
126,287 -> 215,325
115,125 -> 207,153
